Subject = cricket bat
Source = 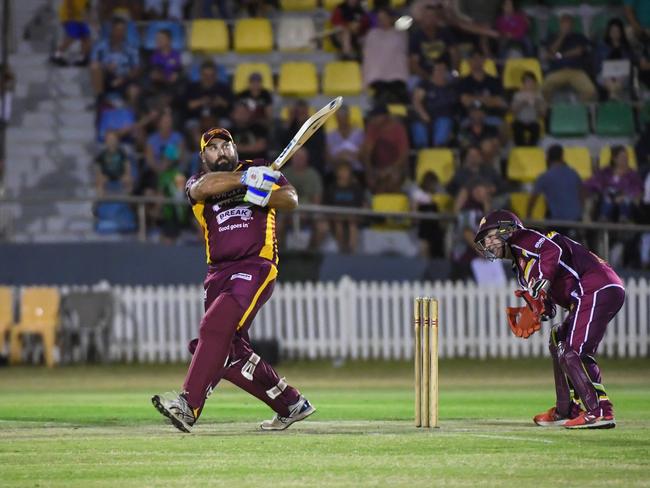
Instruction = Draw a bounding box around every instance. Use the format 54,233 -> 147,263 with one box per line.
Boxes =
271,96 -> 343,171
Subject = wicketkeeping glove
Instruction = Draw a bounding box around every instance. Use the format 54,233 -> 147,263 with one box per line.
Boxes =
506,305 -> 541,339
244,186 -> 271,207
240,167 -> 281,191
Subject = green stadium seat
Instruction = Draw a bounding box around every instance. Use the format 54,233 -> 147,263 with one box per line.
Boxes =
550,103 -> 589,137
547,14 -> 584,36
595,102 -> 635,137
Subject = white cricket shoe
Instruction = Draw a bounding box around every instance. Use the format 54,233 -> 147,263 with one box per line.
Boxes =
151,392 -> 197,433
260,396 -> 316,431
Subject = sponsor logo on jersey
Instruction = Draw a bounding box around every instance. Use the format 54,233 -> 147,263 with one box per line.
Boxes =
217,206 -> 253,224
534,237 -> 545,249
231,272 -> 253,281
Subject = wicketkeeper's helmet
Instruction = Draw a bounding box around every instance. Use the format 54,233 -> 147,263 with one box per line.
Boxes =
473,209 -> 523,260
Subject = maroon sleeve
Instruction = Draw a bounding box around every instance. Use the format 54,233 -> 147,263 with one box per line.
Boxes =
511,229 -> 562,283
185,172 -> 203,205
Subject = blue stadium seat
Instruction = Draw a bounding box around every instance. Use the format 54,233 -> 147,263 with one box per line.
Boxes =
95,202 -> 137,234
143,21 -> 185,51
101,20 -> 141,49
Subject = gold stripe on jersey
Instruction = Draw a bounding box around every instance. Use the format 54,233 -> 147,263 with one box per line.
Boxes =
523,258 -> 535,282
259,183 -> 280,262
238,264 -> 278,329
192,203 -> 212,264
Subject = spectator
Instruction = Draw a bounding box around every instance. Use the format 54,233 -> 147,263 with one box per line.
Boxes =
585,146 -> 643,222
639,39 -> 650,89
229,102 -> 269,161
95,130 -> 132,196
447,145 -> 504,211
326,104 -> 365,176
409,171 -> 445,258
283,99 -> 326,175
494,0 -> 532,57
458,106 -> 500,166
361,105 -> 410,194
323,161 -> 366,254
458,50 -> 507,126
411,59 -> 459,148
99,1 -> 142,22
183,60 -> 232,150
124,82 -> 160,149
330,0 -> 371,60
97,93 -> 136,143
623,0 -> 650,44
595,18 -> 636,101
528,144 -> 583,221
409,3 -> 459,80
0,64 -> 14,180
143,0 -> 188,19
236,72 -> 273,127
144,110 -> 185,191
362,7 -> 409,104
510,71 -> 546,146
541,14 -> 596,103
639,171 -> 650,268
90,17 -> 140,98
158,171 -> 191,244
149,29 -> 182,85
51,0 -> 91,66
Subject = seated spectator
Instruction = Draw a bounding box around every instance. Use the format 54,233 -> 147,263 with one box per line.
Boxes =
326,104 -> 365,176
330,0 -> 371,60
409,3 -> 459,81
124,82 -> 160,150
183,60 -> 232,150
541,14 -> 596,103
143,0 -> 188,20
144,110 -> 185,191
90,17 -> 140,98
95,130 -> 133,196
623,0 -> 650,45
361,104 -> 410,194
149,29 -> 182,85
595,18 -> 636,101
528,144 -> 583,221
97,93 -> 136,143
458,50 -> 507,126
323,161 -> 366,254
362,7 -> 409,105
458,106 -> 500,167
51,0 -> 91,66
283,99 -> 326,175
158,170 -> 191,243
229,102 -> 268,161
510,71 -> 546,146
409,171 -> 445,258
236,72 -> 273,127
447,145 -> 505,212
411,60 -> 459,148
494,0 -> 532,57
585,146 -> 643,222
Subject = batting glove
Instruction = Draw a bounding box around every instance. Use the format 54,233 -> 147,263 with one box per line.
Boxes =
244,186 -> 272,207
240,167 -> 281,192
528,278 -> 549,299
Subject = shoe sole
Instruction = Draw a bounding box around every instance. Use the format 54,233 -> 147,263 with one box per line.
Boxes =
565,419 -> 616,430
534,419 -> 568,427
151,395 -> 193,433
260,405 -> 317,431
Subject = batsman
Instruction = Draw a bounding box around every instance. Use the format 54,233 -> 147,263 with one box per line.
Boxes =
152,127 -> 315,432
474,210 -> 625,429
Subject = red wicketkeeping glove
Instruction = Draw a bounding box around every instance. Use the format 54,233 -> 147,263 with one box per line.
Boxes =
506,305 -> 541,339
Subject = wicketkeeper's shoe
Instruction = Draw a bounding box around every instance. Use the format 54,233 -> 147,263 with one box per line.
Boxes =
151,392 -> 197,433
533,407 -> 575,427
260,396 -> 316,431
564,410 -> 616,430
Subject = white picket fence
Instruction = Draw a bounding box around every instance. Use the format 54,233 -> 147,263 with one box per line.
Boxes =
106,277 -> 650,362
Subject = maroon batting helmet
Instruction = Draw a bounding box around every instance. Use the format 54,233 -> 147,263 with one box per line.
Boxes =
474,209 -> 523,260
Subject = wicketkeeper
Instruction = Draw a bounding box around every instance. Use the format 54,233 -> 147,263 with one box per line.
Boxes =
474,209 -> 625,429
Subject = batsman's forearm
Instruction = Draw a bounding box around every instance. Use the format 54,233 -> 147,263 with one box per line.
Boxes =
269,186 -> 298,211
190,172 -> 244,201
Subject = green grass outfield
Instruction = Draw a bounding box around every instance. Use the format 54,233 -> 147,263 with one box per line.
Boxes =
1,359 -> 649,487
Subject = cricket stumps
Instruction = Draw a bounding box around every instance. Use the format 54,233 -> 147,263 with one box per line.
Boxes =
414,297 -> 439,428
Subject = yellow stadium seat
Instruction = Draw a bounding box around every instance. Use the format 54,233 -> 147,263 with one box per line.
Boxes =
371,193 -> 411,230
387,104 -> 408,117
189,19 -> 228,53
563,146 -> 593,180
459,58 -> 498,78
323,61 -> 362,96
507,147 -> 546,183
366,0 -> 407,7
510,192 -> 547,220
431,193 -> 453,212
503,58 -> 543,90
9,287 -> 61,368
0,287 -> 13,356
281,0 -> 317,10
598,145 -> 638,169
324,105 -> 364,132
416,149 -> 455,186
233,63 -> 273,94
278,62 -> 319,97
234,18 -> 273,53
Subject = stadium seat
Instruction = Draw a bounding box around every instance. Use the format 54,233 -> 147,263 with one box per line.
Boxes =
563,146 -> 593,180
9,287 -> 61,368
278,62 -> 319,97
324,105 -> 364,132
431,193 -> 453,212
95,202 -> 138,234
503,58 -> 543,90
371,193 -> 411,230
323,61 -> 363,96
189,19 -> 228,53
277,17 -> 316,51
234,18 -> 273,53
0,286 -> 13,357
280,0 -> 317,10
144,21 -> 185,51
550,103 -> 589,137
547,13 -> 585,35
507,147 -> 546,183
387,104 -> 408,117
233,63 -> 273,93
588,13 -> 610,40
595,102 -> 635,137
510,192 -> 547,220
416,149 -> 455,186
459,58 -> 498,78
598,145 -> 638,169
366,0 -> 407,6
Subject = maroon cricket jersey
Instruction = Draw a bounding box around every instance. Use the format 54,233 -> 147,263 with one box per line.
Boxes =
186,159 -> 288,265
508,229 -> 623,309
